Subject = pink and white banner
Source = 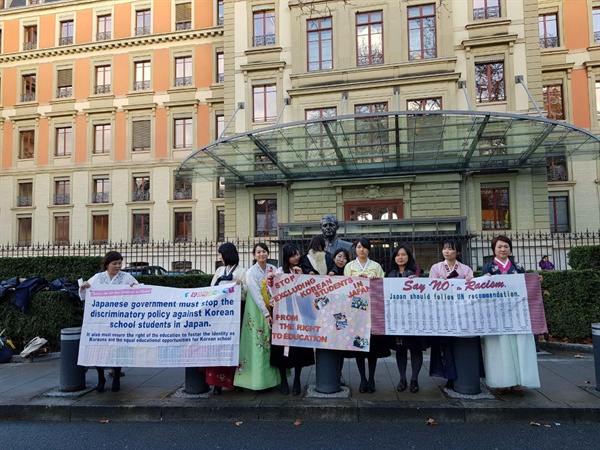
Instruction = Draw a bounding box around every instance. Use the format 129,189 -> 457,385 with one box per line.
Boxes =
270,274 -> 371,352
78,283 -> 241,367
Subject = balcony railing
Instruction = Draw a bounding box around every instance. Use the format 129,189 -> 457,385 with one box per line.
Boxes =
20,92 -> 36,102
216,73 -> 224,83
547,165 -> 568,182
56,87 -> 72,98
19,150 -> 34,159
253,33 -> 275,47
595,31 -> 600,43
132,190 -> 150,202
131,236 -> 150,244
175,76 -> 192,87
94,84 -> 112,94
540,36 -> 559,49
135,26 -> 151,36
17,196 -> 32,207
96,31 -> 111,41
92,192 -> 109,203
23,41 -> 37,51
473,6 -> 500,20
59,36 -> 73,46
53,194 -> 70,205
173,188 -> 192,200
217,16 -> 224,26
133,80 -> 151,91
176,21 -> 191,31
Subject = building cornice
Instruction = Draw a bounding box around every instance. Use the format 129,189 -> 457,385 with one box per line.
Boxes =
0,28 -> 223,63
461,34 -> 519,50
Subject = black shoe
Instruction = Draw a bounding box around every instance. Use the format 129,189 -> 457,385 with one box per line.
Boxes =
280,381 -> 290,395
367,380 -> 376,393
397,379 -> 407,392
410,380 -> 419,393
292,379 -> 301,395
111,377 -> 120,392
445,380 -> 454,390
213,386 -> 222,395
96,368 -> 106,393
359,380 -> 368,393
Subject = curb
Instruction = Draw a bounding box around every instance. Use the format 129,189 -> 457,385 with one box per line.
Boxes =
2,400 -> 599,424
539,341 -> 594,354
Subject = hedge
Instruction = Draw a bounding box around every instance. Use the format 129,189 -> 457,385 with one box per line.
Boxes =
541,269 -> 600,341
568,245 -> 600,270
0,256 -> 102,282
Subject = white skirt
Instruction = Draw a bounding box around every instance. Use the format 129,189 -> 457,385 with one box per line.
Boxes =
482,334 -> 540,388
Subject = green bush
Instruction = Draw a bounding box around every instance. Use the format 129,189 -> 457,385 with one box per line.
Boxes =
0,291 -> 84,352
541,269 -> 600,341
0,256 -> 102,282
568,246 -> 600,270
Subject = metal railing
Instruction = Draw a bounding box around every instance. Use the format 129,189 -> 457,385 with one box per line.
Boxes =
1,231 -> 598,275
20,92 -> 36,102
176,21 -> 191,31
253,34 -> 275,47
96,31 -> 111,41
94,84 -> 112,95
17,196 -> 32,207
92,192 -> 109,203
135,26 -> 151,36
59,36 -> 73,46
23,41 -> 37,51
56,87 -> 72,98
473,6 -> 500,20
133,80 -> 151,91
53,194 -> 70,205
174,77 -> 192,87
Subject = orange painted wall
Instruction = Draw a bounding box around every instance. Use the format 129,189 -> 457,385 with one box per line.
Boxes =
571,69 -> 591,129
197,104 -> 210,148
196,0 -> 214,28
113,54 -> 130,96
155,108 -> 167,159
37,64 -> 53,104
2,67 -> 17,107
74,58 -> 90,100
37,118 -> 49,166
39,14 -> 56,49
114,3 -> 132,39
154,49 -> 170,92
195,44 -> 212,87
114,111 -> 127,161
153,0 -> 171,33
2,122 -> 14,169
2,21 -> 19,53
75,115 -> 88,164
563,1 -> 589,50
76,9 -> 93,43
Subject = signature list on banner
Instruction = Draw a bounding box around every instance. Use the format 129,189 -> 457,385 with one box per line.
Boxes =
380,275 -> 533,336
78,283 -> 241,368
270,274 -> 371,352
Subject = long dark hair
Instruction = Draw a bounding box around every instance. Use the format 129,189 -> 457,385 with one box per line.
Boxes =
281,243 -> 300,274
218,242 -> 240,266
387,245 -> 417,275
354,236 -> 371,251
307,235 -> 326,252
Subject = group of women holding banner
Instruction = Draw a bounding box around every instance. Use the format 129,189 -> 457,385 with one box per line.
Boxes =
206,234 -> 540,397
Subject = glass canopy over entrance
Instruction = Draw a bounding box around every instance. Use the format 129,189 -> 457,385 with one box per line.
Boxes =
177,111 -> 600,184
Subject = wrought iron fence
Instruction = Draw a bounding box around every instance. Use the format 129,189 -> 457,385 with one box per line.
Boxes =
1,231 -> 598,275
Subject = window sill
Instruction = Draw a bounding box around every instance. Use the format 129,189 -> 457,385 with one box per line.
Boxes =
86,202 -> 114,207
465,18 -> 511,30
540,47 -> 568,56
126,200 -> 156,206
244,45 -> 282,57
10,205 -> 36,211
48,204 -> 74,210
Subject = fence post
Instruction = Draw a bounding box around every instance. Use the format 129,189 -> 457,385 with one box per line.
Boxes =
593,323 -> 600,391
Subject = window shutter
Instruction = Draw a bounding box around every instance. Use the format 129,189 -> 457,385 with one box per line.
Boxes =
57,69 -> 72,87
132,120 -> 151,148
176,3 -> 191,22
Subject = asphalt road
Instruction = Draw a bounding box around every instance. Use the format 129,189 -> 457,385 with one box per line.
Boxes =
2,421 -> 599,450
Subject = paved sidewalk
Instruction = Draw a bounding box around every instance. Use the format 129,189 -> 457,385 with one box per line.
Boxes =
0,343 -> 598,424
